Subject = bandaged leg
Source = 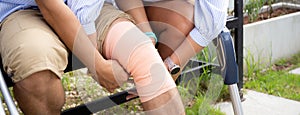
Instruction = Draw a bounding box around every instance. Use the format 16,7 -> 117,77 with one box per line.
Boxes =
103,20 -> 177,103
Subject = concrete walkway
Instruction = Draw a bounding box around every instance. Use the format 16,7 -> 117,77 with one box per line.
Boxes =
289,67 -> 300,74
215,67 -> 300,115
215,90 -> 300,115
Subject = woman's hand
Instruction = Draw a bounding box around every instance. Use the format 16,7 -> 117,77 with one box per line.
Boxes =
150,37 -> 156,45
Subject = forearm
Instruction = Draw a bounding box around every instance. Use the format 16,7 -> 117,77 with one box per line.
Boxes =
115,0 -> 152,32
35,0 -> 105,72
88,32 -> 97,48
171,35 -> 203,67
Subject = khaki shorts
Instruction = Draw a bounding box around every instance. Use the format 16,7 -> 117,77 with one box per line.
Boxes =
0,10 -> 68,82
95,3 -> 134,54
0,3 -> 133,83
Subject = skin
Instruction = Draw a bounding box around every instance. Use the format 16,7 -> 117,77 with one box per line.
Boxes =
105,18 -> 185,115
34,0 -> 129,92
116,0 -> 204,80
12,0 -> 129,114
13,70 -> 64,115
13,0 -> 184,114
115,0 -> 156,44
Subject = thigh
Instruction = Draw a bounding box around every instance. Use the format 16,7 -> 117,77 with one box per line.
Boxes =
0,10 -> 68,82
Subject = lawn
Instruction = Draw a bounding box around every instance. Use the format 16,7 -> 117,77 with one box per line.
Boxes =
244,52 -> 300,101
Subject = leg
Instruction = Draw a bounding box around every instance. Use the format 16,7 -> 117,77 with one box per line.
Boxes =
94,4 -> 184,114
145,1 -> 202,79
144,0 -> 194,60
103,19 -> 184,114
0,10 -> 68,115
13,71 -> 65,115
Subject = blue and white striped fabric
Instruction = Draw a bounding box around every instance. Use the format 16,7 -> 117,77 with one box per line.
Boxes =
191,0 -> 229,47
0,0 -> 104,35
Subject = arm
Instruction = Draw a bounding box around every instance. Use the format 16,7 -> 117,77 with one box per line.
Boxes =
66,0 -> 103,46
35,0 -> 129,92
115,0 -> 157,44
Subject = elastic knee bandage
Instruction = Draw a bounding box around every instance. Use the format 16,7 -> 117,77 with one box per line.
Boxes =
104,21 -> 176,102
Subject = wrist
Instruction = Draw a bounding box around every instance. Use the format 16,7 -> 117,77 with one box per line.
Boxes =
164,57 -> 181,75
94,51 -> 107,74
144,32 -> 158,44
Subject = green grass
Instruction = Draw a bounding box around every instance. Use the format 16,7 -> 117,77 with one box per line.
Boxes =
244,52 -> 300,101
180,47 -> 229,115
185,95 -> 225,115
245,71 -> 300,101
179,75 -> 227,115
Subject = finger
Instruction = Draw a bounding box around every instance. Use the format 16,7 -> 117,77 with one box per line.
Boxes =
98,79 -> 119,92
126,94 -> 138,100
106,83 -> 119,92
99,77 -> 121,90
126,88 -> 138,100
103,84 -> 117,93
127,88 -> 138,95
107,88 -> 115,93
112,60 -> 130,84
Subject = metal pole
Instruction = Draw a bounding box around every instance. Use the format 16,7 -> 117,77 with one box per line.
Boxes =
0,71 -> 19,115
216,29 -> 244,115
229,84 -> 243,115
0,96 -> 6,115
234,0 -> 244,90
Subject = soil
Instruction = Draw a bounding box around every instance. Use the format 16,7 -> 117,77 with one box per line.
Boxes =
272,62 -> 294,71
244,7 -> 300,24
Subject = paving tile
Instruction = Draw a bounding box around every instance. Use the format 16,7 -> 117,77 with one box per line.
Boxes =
289,68 -> 300,75
215,90 -> 300,115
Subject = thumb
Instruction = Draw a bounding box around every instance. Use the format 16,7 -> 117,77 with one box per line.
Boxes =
112,60 -> 130,84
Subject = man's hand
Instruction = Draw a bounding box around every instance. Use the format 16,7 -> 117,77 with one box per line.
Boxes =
94,60 -> 130,93
35,0 -> 129,93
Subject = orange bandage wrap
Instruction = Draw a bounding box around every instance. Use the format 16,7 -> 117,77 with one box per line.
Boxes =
103,21 -> 176,102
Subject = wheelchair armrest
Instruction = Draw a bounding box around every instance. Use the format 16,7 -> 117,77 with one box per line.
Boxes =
214,29 -> 239,85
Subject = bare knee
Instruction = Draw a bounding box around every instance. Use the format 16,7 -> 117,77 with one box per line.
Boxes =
13,70 -> 65,114
14,70 -> 62,95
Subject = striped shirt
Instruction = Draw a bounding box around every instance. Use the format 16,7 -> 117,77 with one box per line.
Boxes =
191,0 -> 229,47
0,0 -> 104,35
